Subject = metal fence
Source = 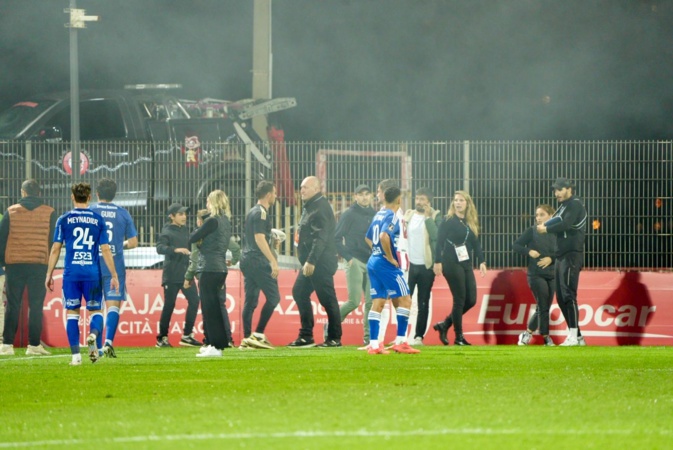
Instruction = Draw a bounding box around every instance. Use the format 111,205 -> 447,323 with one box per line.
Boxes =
1,140 -> 671,270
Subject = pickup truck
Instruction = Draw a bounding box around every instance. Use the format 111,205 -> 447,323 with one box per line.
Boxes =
0,85 -> 296,239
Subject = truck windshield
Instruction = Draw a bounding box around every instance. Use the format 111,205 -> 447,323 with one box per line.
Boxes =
0,101 -> 56,139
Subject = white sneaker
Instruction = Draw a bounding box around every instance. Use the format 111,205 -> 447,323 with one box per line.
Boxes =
518,331 -> 532,346
411,336 -> 424,346
0,344 -> 14,356
577,336 -> 587,346
196,346 -> 222,357
26,345 -> 51,356
560,336 -> 579,346
69,354 -> 82,366
199,345 -> 212,354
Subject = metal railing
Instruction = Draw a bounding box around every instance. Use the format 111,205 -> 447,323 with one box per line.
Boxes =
1,139 -> 671,270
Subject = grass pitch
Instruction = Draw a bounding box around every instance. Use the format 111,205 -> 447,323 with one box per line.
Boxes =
1,345 -> 671,450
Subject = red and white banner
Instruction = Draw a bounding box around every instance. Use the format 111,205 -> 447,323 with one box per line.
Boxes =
39,269 -> 673,347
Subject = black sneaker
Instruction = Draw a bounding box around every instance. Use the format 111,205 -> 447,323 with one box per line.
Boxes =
179,334 -> 203,347
317,339 -> 342,348
156,336 -> 172,348
103,344 -> 117,358
287,337 -> 316,348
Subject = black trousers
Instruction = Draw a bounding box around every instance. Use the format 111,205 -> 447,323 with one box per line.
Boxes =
158,283 -> 200,337
199,271 -> 228,350
3,264 -> 47,346
408,263 -> 435,339
441,260 -> 477,338
526,274 -> 555,335
292,262 -> 341,341
555,252 -> 583,332
201,284 -> 233,346
241,257 -> 281,337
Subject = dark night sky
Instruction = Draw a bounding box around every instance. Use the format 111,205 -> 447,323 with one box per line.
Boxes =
1,0 -> 672,141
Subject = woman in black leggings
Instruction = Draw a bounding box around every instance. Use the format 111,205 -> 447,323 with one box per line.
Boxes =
432,190 -> 487,346
512,204 -> 556,346
188,190 -> 232,358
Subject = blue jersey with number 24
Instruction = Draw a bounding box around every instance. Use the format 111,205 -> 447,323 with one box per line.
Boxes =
53,208 -> 109,281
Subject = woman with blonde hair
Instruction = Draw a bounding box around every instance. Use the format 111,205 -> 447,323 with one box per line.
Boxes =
188,190 -> 232,357
432,190 -> 487,346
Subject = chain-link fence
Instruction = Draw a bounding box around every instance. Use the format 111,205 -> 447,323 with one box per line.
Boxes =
1,140 -> 671,269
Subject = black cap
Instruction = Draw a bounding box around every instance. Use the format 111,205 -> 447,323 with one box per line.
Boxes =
354,184 -> 371,194
167,203 -> 188,216
551,177 -> 574,189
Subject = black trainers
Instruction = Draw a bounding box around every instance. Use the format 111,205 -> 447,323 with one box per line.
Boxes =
317,339 -> 342,348
180,334 -> 203,347
103,344 -> 117,358
156,336 -> 172,348
287,337 -> 316,348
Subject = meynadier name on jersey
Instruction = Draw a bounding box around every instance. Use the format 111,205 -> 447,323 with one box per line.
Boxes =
67,216 -> 99,225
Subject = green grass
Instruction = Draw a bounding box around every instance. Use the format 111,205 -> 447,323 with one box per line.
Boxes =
1,346 -> 672,449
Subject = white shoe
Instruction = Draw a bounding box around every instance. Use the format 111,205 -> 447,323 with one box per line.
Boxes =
518,331 -> 532,346
196,346 -> 222,357
26,345 -> 51,356
199,345 -> 212,354
411,336 -> 424,346
577,336 -> 587,346
69,354 -> 82,366
0,344 -> 14,356
87,334 -> 99,363
560,336 -> 579,346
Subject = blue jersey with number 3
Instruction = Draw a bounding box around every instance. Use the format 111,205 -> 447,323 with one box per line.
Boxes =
90,202 -> 137,277
53,208 -> 109,281
366,208 -> 399,265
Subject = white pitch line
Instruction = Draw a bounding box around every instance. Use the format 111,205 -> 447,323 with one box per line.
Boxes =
0,427 -> 670,448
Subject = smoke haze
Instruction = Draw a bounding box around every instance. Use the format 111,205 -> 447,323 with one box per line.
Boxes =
1,0 -> 671,140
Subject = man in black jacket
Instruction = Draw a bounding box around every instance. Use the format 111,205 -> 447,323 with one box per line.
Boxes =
334,184 -> 375,345
538,177 -> 588,347
288,176 -> 342,348
155,203 -> 202,348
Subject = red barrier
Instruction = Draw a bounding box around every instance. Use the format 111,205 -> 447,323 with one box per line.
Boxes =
41,269 -> 673,347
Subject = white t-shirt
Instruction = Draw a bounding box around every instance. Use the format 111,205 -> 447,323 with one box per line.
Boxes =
407,213 -> 426,265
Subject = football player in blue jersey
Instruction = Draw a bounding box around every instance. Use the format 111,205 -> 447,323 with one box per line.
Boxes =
365,186 -> 420,355
45,183 -> 119,365
90,178 -> 138,358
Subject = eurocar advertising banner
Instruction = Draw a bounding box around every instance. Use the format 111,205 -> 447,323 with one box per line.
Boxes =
39,269 -> 672,347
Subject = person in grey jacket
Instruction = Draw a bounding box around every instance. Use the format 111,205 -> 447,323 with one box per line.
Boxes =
334,184 -> 375,345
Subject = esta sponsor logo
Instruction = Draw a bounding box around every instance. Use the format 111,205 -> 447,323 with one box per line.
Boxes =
478,294 -> 656,328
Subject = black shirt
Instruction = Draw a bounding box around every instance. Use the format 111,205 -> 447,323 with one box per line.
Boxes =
241,203 -> 271,262
435,215 -> 485,266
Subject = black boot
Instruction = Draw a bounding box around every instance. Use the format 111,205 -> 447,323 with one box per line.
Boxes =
454,335 -> 471,346
433,322 -> 449,345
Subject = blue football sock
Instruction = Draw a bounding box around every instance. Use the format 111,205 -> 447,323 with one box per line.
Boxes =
90,312 -> 104,340
396,307 -> 410,339
368,310 -> 381,346
66,314 -> 80,354
105,307 -> 120,345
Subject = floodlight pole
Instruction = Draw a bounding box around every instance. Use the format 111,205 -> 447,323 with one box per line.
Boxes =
65,0 -> 99,181
252,0 -> 272,140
